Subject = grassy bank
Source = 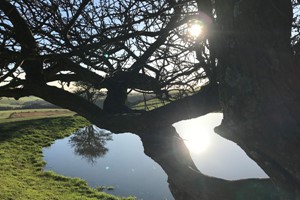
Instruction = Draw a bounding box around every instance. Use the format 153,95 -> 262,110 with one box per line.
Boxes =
0,117 -> 135,200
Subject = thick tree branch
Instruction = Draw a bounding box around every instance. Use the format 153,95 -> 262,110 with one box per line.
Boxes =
0,88 -> 31,100
44,59 -> 105,88
0,82 -> 220,134
0,1 -> 37,53
45,74 -> 83,83
143,83 -> 220,129
142,126 -> 283,200
0,1 -> 44,84
24,84 -> 106,122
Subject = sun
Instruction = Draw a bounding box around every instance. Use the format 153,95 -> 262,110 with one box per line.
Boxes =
184,133 -> 211,154
188,23 -> 203,38
178,123 -> 211,154
174,113 -> 223,154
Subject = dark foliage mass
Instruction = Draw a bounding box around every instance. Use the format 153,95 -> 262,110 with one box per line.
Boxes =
0,0 -> 223,127
0,0 -> 213,103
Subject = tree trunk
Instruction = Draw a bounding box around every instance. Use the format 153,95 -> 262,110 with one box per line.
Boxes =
213,0 -> 300,197
141,126 -> 285,200
103,84 -> 130,113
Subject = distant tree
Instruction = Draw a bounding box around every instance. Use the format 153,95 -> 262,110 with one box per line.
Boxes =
74,81 -> 104,104
1,0 -> 299,197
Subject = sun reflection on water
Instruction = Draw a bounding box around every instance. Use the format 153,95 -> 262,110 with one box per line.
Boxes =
174,113 -> 223,154
179,124 -> 211,154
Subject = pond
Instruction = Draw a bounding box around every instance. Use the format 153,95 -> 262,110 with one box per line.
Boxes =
43,113 -> 268,200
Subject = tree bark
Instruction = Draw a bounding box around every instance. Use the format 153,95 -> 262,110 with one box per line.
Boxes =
213,0 -> 300,196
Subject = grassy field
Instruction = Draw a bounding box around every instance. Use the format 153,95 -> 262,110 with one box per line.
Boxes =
0,116 -> 135,200
0,97 -> 74,123
0,93 -> 169,199
131,98 -> 169,111
0,109 -> 75,123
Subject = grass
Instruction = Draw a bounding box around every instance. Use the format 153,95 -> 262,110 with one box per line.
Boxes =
0,109 -> 75,123
0,116 -> 135,200
131,98 -> 170,111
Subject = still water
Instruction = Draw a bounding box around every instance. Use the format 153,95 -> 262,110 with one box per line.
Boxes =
43,113 -> 268,200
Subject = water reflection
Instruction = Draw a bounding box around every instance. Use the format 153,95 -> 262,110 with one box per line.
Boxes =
174,113 -> 268,180
69,126 -> 112,164
44,113 -> 292,200
141,126 -> 287,200
44,132 -> 174,199
176,121 -> 212,154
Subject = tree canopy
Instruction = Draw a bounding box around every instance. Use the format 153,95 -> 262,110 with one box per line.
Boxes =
0,0 -> 222,129
0,0 -> 213,98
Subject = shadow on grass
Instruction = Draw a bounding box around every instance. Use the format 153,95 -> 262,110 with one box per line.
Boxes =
0,116 -> 88,142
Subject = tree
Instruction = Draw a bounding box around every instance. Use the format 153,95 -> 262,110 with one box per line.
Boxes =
0,0 -> 299,198
74,81 -> 104,104
210,0 -> 300,195
69,125 -> 112,164
0,0 -> 217,129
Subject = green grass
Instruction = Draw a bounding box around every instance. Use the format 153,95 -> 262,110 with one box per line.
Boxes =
0,117 -> 135,200
131,98 -> 170,111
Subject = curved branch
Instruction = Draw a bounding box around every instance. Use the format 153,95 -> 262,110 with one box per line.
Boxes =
0,81 -> 219,135
0,87 -> 31,100
44,59 -> 105,88
143,83 -> 220,128
141,126 -> 283,200
0,1 -> 37,53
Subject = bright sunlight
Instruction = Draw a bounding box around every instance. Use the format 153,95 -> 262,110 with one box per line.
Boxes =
188,22 -> 203,38
183,126 -> 211,153
174,113 -> 223,154
174,121 -> 212,154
